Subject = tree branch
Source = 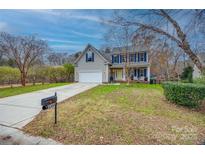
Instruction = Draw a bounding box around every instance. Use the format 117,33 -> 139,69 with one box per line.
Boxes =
111,20 -> 182,46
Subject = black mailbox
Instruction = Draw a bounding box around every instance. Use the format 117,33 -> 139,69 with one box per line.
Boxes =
41,92 -> 58,124
41,93 -> 57,110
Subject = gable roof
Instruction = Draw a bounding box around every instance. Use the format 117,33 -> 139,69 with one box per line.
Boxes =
74,44 -> 111,64
111,45 -> 148,53
74,43 -> 150,64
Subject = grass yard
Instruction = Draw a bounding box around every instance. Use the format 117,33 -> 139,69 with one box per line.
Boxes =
0,83 -> 71,98
23,83 -> 205,144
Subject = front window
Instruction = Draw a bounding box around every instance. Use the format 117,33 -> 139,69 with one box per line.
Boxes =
140,69 -> 144,77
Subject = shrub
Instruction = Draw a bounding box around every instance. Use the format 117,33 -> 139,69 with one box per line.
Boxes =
180,66 -> 193,83
46,66 -> 67,83
0,66 -> 20,87
193,69 -> 205,84
28,66 -> 49,85
63,63 -> 74,81
162,82 -> 205,108
194,76 -> 205,84
28,65 -> 74,84
0,65 -> 74,86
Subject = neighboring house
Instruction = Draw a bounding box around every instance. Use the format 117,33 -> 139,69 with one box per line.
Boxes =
74,44 -> 150,83
193,53 -> 205,78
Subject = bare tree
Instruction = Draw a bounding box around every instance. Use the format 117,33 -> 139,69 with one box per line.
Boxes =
47,52 -> 74,65
105,23 -> 132,84
109,9 -> 204,72
132,29 -> 184,80
0,32 -> 49,86
132,30 -> 158,65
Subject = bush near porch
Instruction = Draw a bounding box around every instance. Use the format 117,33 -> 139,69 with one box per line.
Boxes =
162,82 -> 205,108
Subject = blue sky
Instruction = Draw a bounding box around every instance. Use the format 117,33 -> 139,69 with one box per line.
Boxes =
0,10 -> 114,54
0,10 -> 204,55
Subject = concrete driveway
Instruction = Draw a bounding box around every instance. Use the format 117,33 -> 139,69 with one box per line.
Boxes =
0,83 -> 98,129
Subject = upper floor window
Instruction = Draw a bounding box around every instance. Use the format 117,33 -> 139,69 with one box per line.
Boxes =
139,53 -> 145,62
112,54 -> 119,63
129,53 -> 136,62
121,55 -> 126,62
86,51 -> 94,62
138,52 -> 147,62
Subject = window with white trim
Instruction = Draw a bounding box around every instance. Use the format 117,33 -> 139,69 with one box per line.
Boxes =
121,54 -> 126,62
113,55 -> 119,63
139,52 -> 144,62
129,53 -> 135,62
87,51 -> 93,62
140,69 -> 144,77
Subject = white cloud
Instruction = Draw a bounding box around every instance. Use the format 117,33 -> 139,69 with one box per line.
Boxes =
69,15 -> 101,22
29,9 -> 62,16
71,30 -> 102,39
27,10 -> 112,25
50,44 -> 85,50
43,38 -> 80,44
68,14 -> 113,26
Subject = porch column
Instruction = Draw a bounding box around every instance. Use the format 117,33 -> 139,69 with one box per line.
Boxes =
147,66 -> 150,82
105,64 -> 109,82
123,67 -> 126,81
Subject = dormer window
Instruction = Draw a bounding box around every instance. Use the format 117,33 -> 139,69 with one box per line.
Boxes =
86,51 -> 94,62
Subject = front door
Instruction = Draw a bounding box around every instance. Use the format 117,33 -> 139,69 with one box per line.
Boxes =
112,69 -> 123,81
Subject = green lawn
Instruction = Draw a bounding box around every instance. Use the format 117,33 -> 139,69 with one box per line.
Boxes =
23,83 -> 205,144
0,83 -> 71,98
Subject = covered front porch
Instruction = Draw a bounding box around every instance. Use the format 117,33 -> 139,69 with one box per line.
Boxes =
110,67 -> 150,82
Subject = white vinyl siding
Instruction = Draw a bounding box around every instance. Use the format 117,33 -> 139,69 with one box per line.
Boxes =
75,46 -> 109,83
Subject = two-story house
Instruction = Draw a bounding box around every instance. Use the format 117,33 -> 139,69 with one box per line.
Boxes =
74,44 -> 150,83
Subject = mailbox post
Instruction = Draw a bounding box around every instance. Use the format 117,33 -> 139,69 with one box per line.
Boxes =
41,92 -> 58,124
54,92 -> 57,124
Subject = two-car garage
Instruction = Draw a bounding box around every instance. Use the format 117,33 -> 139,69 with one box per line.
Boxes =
79,71 -> 103,83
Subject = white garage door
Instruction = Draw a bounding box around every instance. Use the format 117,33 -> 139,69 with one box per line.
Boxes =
79,72 -> 102,83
